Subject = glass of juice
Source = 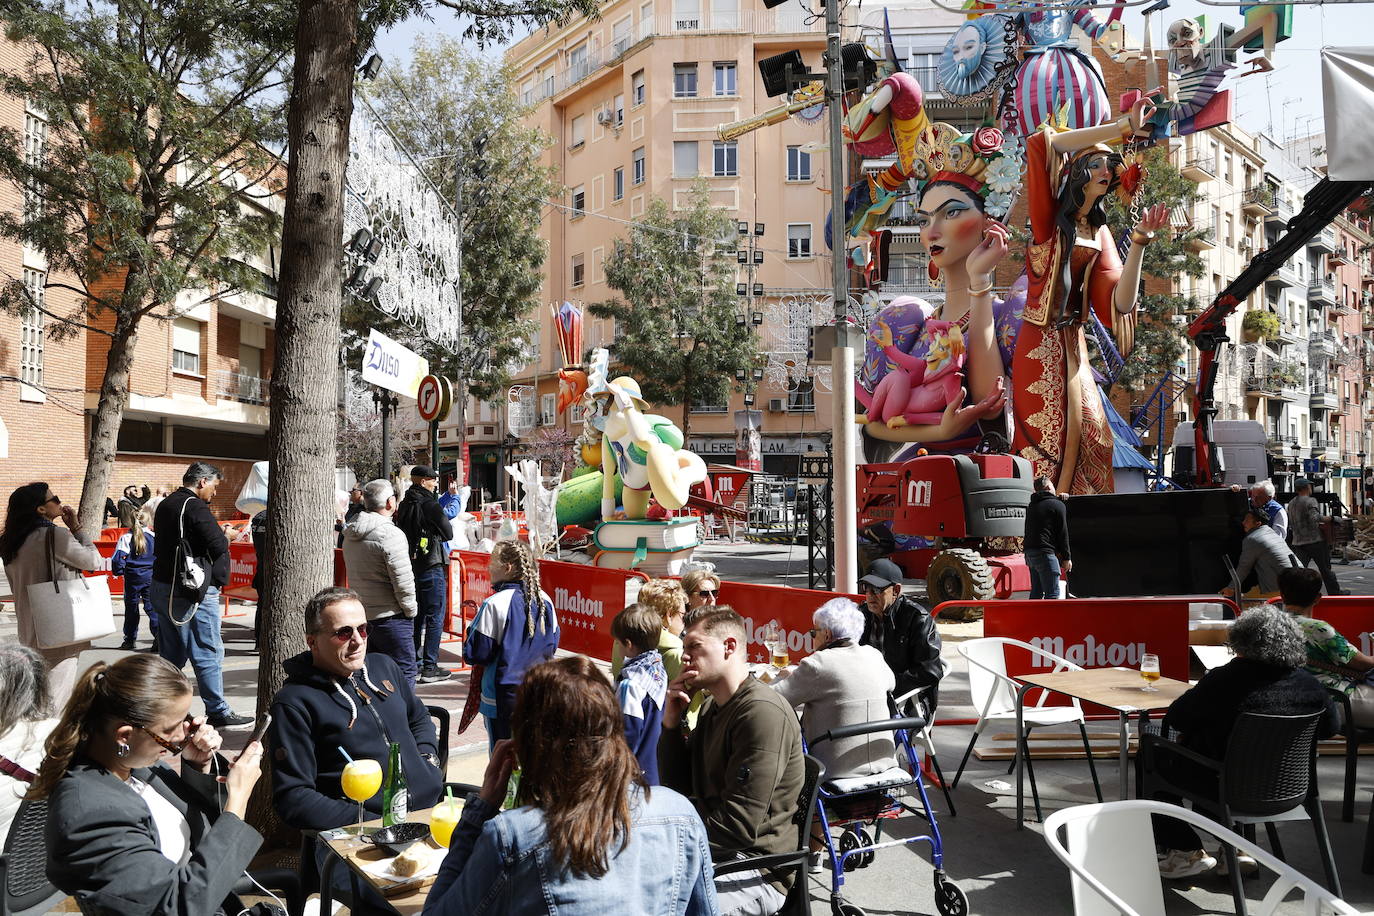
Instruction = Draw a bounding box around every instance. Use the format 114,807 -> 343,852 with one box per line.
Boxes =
430,799 -> 460,848
341,759 -> 383,836
1139,653 -> 1161,692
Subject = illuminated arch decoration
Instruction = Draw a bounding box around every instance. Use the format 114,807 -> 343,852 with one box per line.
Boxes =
343,97 -> 462,351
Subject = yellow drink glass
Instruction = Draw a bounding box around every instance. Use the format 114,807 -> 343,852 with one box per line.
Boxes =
341,759 -> 383,836
430,800 -> 460,848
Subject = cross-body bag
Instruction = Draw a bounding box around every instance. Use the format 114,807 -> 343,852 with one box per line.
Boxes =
170,497 -> 213,623
26,526 -> 115,648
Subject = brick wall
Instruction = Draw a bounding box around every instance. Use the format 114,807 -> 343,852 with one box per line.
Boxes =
112,453 -> 259,520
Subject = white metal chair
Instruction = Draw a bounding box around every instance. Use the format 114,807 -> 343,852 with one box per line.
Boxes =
951,636 -> 1102,820
1043,800 -> 1363,916
894,685 -> 956,817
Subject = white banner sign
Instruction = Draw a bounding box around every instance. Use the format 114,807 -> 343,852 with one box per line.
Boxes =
360,328 -> 429,399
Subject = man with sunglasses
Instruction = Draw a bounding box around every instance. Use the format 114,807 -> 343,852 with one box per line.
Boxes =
269,586 -> 443,838
857,558 -> 946,716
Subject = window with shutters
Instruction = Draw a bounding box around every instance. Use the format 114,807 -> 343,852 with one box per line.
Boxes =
613,167 -> 625,201
23,106 -> 46,224
673,141 -> 698,178
673,63 -> 697,98
633,147 -> 646,185
172,317 -> 202,374
787,223 -> 812,259
20,268 -> 45,390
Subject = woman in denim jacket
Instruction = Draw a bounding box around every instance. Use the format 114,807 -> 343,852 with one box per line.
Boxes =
425,656 -> 718,916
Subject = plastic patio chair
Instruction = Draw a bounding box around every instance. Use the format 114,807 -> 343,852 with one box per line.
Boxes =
1,798 -> 66,916
1323,686 -> 1372,823
951,637 -> 1102,820
1139,710 -> 1340,916
1043,800 -> 1361,916
713,754 -> 823,916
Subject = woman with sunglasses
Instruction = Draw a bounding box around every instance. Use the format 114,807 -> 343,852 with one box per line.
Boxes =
680,568 -> 721,616
0,482 -> 107,706
30,654 -> 265,915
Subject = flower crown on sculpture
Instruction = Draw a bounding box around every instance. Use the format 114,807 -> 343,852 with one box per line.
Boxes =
910,121 -> 1024,221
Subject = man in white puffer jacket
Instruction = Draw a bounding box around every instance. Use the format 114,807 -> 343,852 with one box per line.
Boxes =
342,479 -> 419,684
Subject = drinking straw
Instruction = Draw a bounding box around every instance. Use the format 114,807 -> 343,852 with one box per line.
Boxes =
339,746 -> 354,763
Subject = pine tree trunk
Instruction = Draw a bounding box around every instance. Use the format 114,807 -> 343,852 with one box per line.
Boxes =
248,0 -> 358,841
78,313 -> 140,534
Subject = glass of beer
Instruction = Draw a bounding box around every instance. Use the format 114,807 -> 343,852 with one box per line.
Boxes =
341,758 -> 383,836
762,621 -> 788,669
1139,653 -> 1161,692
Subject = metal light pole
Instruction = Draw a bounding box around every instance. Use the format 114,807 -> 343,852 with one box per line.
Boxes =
825,0 -> 858,593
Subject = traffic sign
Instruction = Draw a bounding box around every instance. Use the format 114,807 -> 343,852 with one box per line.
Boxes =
416,374 -> 452,422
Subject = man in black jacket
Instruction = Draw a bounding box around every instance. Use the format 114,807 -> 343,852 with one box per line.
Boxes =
858,558 -> 946,716
396,465 -> 454,683
150,461 -> 252,728
1024,476 -> 1071,599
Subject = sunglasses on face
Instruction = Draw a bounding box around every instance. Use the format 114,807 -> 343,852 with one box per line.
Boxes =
697,589 -> 718,598
139,713 -> 196,755
46,495 -> 60,505
324,622 -> 371,643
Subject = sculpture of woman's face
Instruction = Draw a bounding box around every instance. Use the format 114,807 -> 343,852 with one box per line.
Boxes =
1076,152 -> 1117,209
914,183 -> 986,269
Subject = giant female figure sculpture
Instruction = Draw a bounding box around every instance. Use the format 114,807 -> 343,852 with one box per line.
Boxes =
1011,99 -> 1169,493
856,123 -> 1024,450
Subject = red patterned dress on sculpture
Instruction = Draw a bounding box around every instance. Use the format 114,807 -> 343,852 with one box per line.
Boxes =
1010,128 -> 1122,495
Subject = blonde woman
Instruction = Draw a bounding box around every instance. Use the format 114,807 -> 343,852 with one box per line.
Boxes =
111,507 -> 157,652
464,541 -> 560,747
680,567 -> 721,616
610,579 -> 687,682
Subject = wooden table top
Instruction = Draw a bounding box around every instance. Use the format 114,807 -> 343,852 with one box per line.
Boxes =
1016,667 -> 1192,712
322,803 -> 463,915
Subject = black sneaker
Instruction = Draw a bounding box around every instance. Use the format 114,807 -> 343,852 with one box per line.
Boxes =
208,712 -> 255,729
418,666 -> 453,684
118,640 -> 136,651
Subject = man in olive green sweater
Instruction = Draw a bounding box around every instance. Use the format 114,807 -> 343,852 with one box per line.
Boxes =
659,607 -> 805,916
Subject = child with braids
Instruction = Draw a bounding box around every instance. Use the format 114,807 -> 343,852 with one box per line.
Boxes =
464,540 -> 559,747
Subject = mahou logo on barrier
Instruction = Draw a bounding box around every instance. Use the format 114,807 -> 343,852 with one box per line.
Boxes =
1029,635 -> 1146,669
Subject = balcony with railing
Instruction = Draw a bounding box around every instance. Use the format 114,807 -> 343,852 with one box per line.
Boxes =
882,264 -> 941,296
1308,225 -> 1337,253
1309,328 -> 1337,357
1311,379 -> 1339,411
214,370 -> 269,406
1263,188 -> 1293,225
1264,258 -> 1300,289
1241,186 -> 1274,216
1181,155 -> 1215,182
1307,273 -> 1337,306
1184,219 -> 1216,251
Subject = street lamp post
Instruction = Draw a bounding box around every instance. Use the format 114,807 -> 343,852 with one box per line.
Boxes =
1360,451 -> 1367,515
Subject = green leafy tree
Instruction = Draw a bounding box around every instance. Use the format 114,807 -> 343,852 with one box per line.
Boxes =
255,0 -> 598,838
590,185 -> 758,438
1105,146 -> 1206,392
345,36 -> 559,402
0,0 -> 288,533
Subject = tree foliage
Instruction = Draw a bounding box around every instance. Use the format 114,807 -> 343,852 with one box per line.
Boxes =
346,36 -> 559,401
0,0 -> 290,532
1105,146 -> 1205,392
590,185 -> 759,437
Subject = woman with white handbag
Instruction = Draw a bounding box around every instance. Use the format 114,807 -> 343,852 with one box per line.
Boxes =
0,483 -> 109,707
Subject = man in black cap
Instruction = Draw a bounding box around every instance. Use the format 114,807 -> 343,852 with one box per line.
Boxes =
396,465 -> 454,683
858,558 -> 946,716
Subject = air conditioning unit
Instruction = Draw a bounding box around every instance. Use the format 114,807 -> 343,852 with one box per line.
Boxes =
595,108 -> 614,126
767,398 -> 785,413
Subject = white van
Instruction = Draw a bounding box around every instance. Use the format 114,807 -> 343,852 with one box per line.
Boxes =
1171,420 -> 1269,488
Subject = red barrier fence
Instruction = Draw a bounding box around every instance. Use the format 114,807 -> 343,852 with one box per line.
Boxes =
967,596 -> 1239,683
712,580 -> 865,665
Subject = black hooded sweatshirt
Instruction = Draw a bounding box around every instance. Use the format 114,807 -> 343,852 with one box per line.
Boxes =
1024,490 -> 1070,560
268,651 -> 443,831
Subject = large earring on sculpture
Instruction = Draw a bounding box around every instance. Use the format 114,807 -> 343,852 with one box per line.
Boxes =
116,741 -> 130,758
928,260 -> 941,286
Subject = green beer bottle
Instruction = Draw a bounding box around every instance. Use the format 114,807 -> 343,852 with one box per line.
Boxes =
381,742 -> 408,827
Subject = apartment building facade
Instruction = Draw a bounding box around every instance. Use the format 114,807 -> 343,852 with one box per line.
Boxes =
500,0 -> 845,479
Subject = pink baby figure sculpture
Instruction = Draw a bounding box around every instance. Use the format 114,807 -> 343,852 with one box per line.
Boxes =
858,316 -> 967,428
